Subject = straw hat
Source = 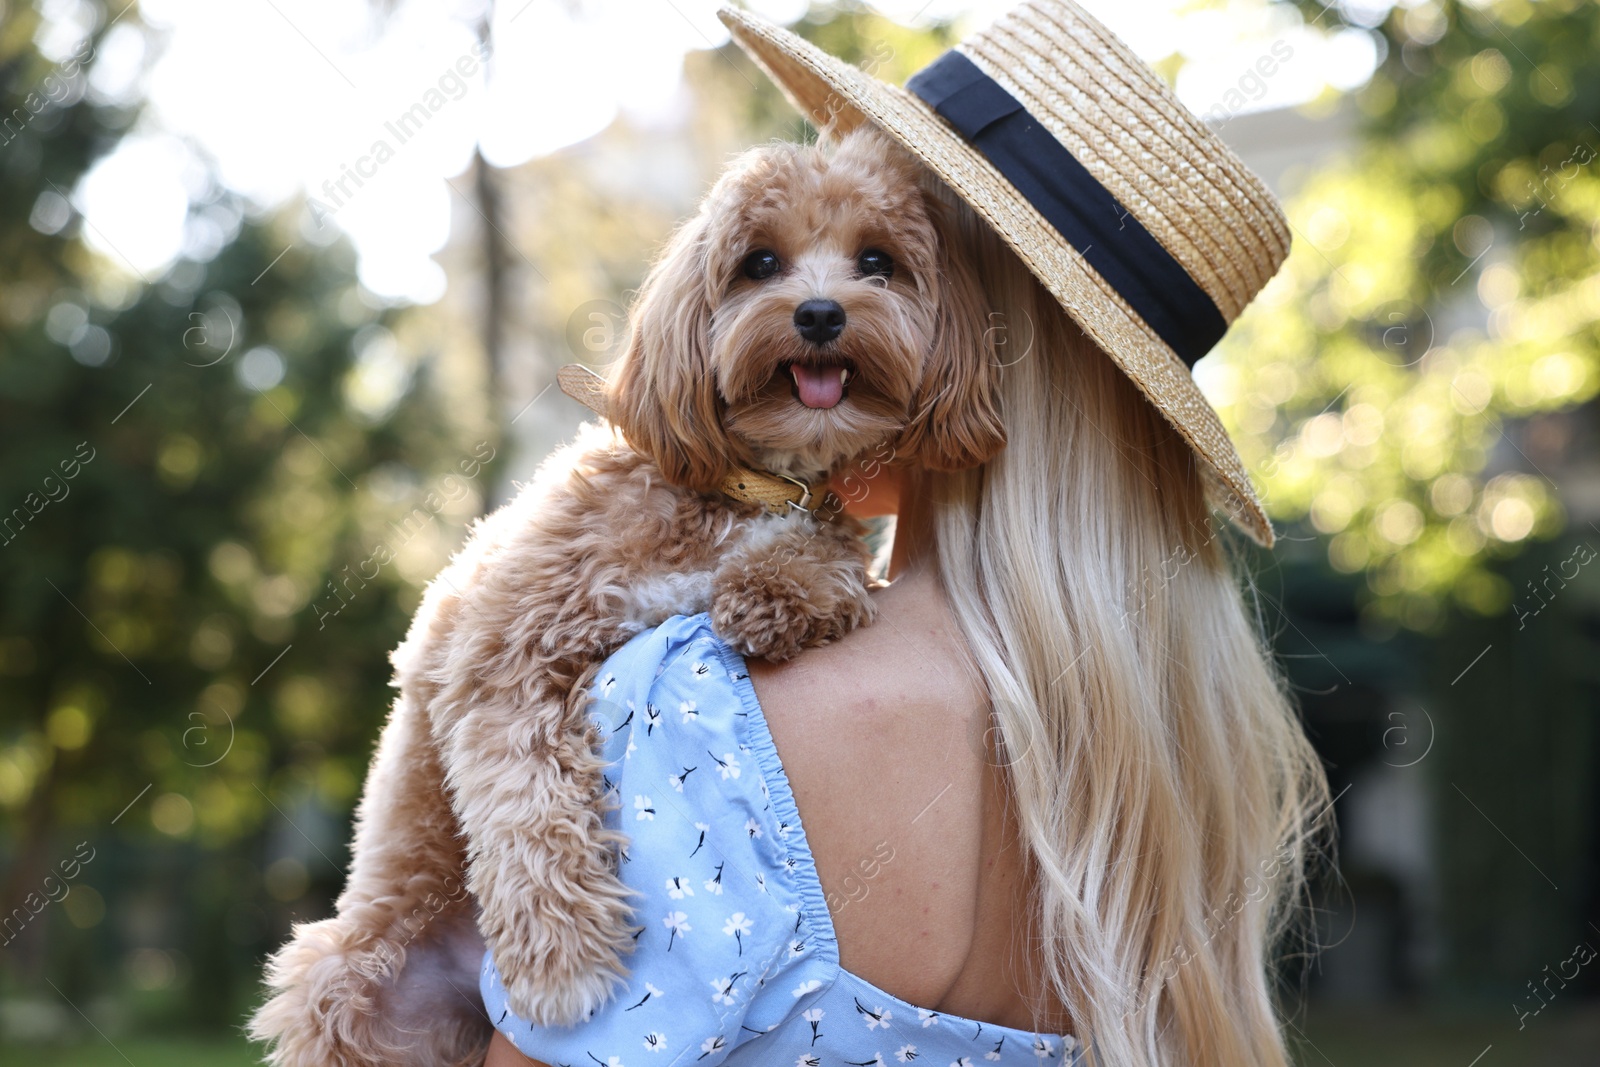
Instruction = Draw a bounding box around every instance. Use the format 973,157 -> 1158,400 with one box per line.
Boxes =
717,1 -> 1290,547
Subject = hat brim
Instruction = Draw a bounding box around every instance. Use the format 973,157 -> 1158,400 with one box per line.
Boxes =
718,7 -> 1275,548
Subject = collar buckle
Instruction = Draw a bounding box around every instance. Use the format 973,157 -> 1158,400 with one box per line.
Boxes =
776,473 -> 814,513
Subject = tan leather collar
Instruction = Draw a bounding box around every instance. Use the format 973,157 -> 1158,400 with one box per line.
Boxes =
556,364 -> 819,516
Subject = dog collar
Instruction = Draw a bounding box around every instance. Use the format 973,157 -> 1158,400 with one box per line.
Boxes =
555,364 -> 820,517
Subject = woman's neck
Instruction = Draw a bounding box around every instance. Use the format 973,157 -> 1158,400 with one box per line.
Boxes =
887,468 -> 937,582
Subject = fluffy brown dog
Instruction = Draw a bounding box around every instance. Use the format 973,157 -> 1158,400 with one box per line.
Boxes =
248,125 -> 1003,1067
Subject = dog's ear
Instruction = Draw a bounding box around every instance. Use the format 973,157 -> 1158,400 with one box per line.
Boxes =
607,209 -> 728,492
895,196 -> 1007,470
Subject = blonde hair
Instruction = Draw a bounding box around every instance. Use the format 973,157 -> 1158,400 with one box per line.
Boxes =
924,188 -> 1330,1066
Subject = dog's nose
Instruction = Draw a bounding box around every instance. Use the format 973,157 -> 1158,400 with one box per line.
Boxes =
793,299 -> 846,345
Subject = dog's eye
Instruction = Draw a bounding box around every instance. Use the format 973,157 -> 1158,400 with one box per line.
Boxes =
742,250 -> 780,280
857,249 -> 894,278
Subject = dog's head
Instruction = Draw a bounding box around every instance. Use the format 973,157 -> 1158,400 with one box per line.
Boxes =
607,125 -> 1005,493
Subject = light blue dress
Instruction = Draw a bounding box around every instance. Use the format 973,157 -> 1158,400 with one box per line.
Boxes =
481,612 -> 1085,1067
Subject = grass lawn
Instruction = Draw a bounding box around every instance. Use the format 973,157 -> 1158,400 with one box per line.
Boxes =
1295,1005 -> 1600,1067
0,1038 -> 262,1067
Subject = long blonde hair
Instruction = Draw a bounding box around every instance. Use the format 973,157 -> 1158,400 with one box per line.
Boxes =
924,186 -> 1330,1066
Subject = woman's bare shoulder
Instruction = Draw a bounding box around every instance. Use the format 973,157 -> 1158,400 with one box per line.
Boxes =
746,571 -> 988,824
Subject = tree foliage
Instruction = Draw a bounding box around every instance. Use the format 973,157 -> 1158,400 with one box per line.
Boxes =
1212,0 -> 1600,631
0,0 -> 482,1009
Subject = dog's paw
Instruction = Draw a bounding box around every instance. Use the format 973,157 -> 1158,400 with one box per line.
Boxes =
250,918 -> 414,1067
471,819 -> 637,1027
485,908 -> 630,1026
712,563 -> 877,662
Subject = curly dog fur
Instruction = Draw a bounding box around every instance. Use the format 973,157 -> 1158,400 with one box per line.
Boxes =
249,126 -> 1003,1067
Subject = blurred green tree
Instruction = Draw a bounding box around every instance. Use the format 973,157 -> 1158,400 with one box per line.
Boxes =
1216,0 -> 1600,631
1208,0 -> 1600,1002
0,0 -> 486,1031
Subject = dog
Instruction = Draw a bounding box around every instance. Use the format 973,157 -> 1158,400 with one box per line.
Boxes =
248,124 -> 1004,1067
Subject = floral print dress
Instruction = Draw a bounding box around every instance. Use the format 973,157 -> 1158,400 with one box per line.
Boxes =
480,612 -> 1085,1067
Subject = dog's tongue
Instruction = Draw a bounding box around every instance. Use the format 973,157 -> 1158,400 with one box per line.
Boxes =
791,364 -> 845,409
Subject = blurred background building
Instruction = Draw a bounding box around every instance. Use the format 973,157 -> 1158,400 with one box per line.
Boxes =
2,0 -> 1598,1063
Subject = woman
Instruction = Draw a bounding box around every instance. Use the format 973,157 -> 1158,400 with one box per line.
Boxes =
485,3 -> 1328,1064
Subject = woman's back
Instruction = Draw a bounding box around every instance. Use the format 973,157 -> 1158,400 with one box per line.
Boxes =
749,566 -> 1076,1037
